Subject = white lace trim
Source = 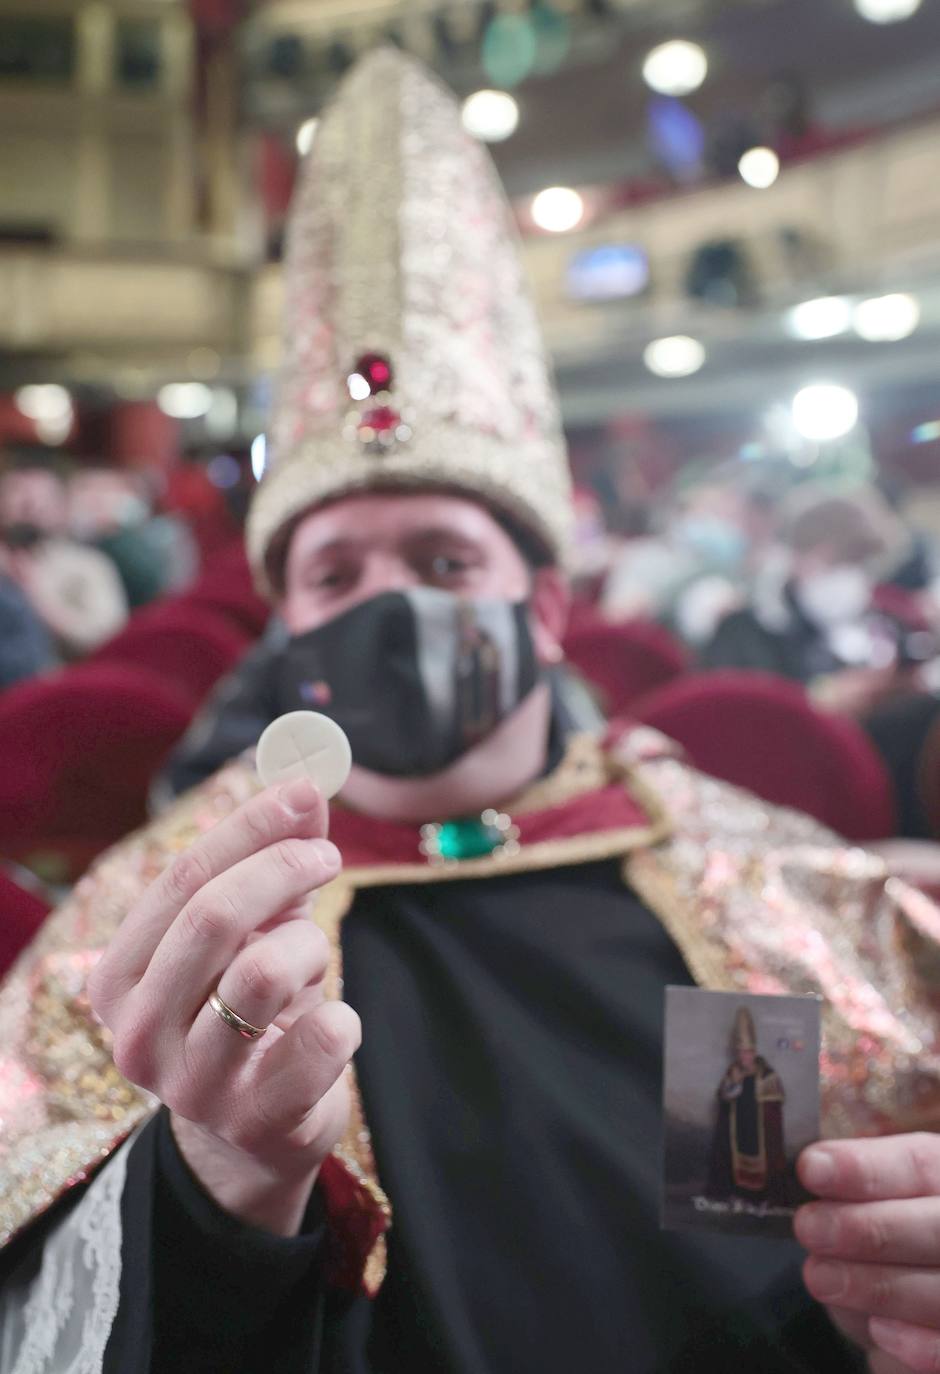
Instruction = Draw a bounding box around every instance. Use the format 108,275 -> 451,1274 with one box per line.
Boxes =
0,1137 -> 132,1374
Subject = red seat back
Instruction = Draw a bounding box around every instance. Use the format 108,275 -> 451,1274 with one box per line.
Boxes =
635,670 -> 896,841
177,542 -> 269,639
564,619 -> 688,717
90,603 -> 249,704
0,663 -> 193,878
0,869 -> 51,977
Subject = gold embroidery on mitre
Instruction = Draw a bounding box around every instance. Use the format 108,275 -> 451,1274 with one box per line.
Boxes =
246,48 -> 573,595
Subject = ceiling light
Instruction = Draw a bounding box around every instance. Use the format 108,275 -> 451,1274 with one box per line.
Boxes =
786,296 -> 853,341
14,384 -> 72,423
854,0 -> 922,22
853,292 -> 920,342
461,89 -> 519,143
157,382 -> 213,419
642,41 -> 707,98
296,118 -> 318,157
531,186 -> 584,233
643,335 -> 706,378
791,384 -> 859,442
737,146 -> 780,189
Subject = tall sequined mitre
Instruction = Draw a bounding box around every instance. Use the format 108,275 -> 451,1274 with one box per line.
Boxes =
731,1007 -> 757,1052
247,47 -> 573,593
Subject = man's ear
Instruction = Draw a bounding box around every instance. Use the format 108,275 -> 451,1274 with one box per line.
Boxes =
529,566 -> 571,665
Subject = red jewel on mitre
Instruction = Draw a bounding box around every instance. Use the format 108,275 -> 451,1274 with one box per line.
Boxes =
358,405 -> 401,435
349,352 -> 393,397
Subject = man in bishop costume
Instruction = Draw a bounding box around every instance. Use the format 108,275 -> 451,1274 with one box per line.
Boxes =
3,50 -> 940,1374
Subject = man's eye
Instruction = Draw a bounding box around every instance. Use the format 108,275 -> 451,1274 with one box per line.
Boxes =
310,569 -> 350,591
428,555 -> 470,578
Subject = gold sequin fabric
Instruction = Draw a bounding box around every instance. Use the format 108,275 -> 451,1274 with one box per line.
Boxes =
3,733 -> 940,1288
247,48 -> 573,593
627,753 -> 940,1140
0,763 -> 260,1248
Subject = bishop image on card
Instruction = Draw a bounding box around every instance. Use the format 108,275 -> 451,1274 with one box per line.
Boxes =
661,986 -> 822,1239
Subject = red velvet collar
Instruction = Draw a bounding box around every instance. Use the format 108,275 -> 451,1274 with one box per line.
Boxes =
329,780 -> 652,871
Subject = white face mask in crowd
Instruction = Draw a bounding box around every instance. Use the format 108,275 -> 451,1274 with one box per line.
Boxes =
671,515 -> 748,570
794,564 -> 873,627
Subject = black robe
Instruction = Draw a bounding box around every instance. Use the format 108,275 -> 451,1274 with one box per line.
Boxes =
1,861 -> 863,1373
706,1061 -> 794,1207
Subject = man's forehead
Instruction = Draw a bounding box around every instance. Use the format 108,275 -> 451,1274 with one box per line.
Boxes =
289,490 -> 504,555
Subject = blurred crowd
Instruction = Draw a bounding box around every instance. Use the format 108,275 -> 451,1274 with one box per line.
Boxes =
564,470 -> 940,842
575,472 -> 940,709
0,452 -> 201,689
7,440 -> 940,877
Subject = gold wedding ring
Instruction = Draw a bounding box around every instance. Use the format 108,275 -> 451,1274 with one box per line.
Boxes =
208,989 -> 268,1041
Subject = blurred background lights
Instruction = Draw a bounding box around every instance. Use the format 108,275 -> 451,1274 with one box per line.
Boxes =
250,434 -> 267,482
912,420 -> 940,444
206,453 -> 241,490
853,292 -> 920,341
854,0 -> 922,21
791,383 -> 859,441
642,41 -> 708,98
646,96 -> 706,183
461,89 -> 519,143
14,384 -> 72,423
481,13 -> 538,88
643,335 -> 706,378
786,296 -> 854,341
204,386 -> 238,437
566,244 -> 650,302
737,146 -> 780,189
531,186 -> 584,233
14,383 -> 74,444
528,2 -> 571,76
157,382 -> 213,419
295,118 -> 318,157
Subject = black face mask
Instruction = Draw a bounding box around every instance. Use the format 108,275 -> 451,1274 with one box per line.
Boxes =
275,588 -> 540,777
1,522 -> 44,551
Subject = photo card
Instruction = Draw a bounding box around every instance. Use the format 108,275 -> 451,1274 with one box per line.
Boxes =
662,986 -> 822,1239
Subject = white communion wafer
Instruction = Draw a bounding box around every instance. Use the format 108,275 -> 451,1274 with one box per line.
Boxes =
255,711 -> 352,799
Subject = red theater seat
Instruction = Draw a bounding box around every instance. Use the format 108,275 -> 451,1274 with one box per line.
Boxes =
634,671 -> 896,842
564,619 -> 688,717
0,869 -> 51,977
90,603 -> 250,704
0,663 -> 193,878
178,542 -> 270,640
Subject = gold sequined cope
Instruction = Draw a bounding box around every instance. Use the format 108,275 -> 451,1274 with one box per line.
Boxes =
246,48 -> 573,594
2,731 -> 940,1294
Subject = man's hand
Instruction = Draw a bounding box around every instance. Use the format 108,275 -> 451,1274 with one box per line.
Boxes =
797,1135 -> 940,1372
88,775 -> 360,1236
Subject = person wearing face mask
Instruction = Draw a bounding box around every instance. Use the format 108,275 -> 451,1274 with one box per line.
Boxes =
0,529 -> 57,689
9,51 -> 940,1374
701,489 -> 915,709
0,454 -> 128,657
69,467 -> 199,609
602,480 -> 753,648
